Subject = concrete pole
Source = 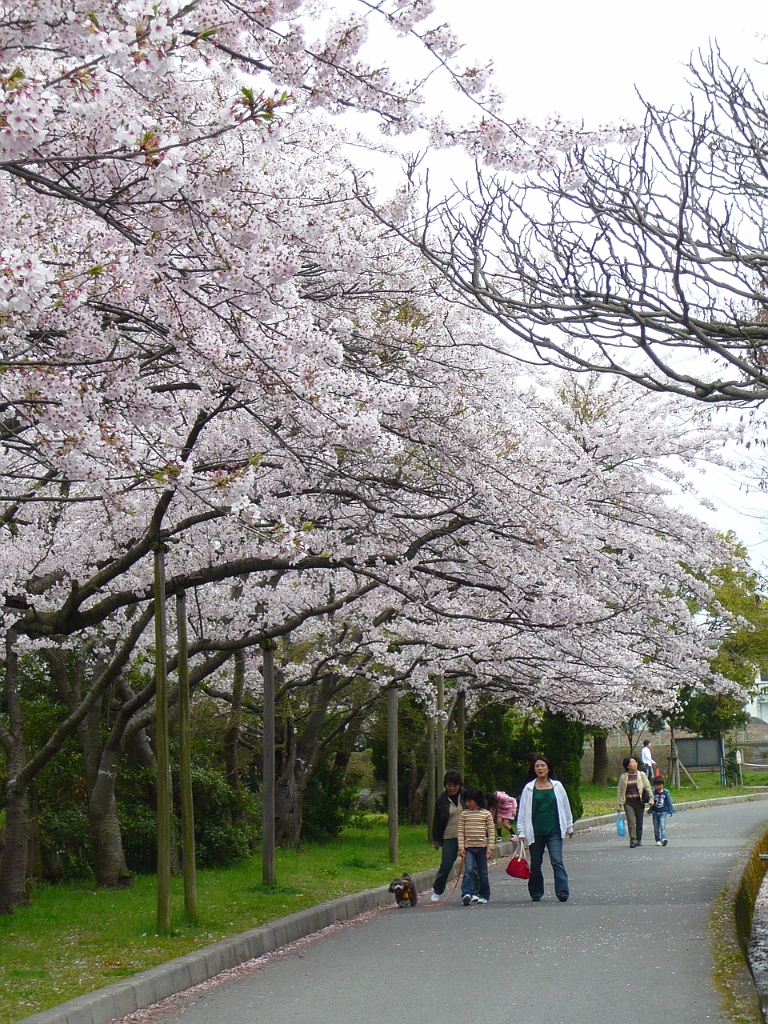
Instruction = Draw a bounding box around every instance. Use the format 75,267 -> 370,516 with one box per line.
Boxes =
456,690 -> 466,779
261,641 -> 276,886
388,684 -> 399,865
426,718 -> 436,844
436,674 -> 445,784
154,546 -> 171,933
176,591 -> 197,921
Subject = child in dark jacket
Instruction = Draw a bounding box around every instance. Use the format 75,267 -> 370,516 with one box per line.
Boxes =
648,775 -> 675,846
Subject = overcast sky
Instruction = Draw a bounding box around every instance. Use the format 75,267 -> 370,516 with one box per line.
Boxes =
387,2 -> 768,570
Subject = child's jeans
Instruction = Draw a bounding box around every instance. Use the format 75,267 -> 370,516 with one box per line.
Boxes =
652,811 -> 668,842
461,848 -> 490,901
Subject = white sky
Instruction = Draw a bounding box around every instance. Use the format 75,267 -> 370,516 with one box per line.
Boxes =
364,1 -> 768,571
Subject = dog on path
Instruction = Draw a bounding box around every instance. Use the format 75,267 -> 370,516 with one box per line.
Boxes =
388,872 -> 418,907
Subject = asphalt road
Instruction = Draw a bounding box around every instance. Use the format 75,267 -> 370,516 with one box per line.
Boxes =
143,800 -> 768,1024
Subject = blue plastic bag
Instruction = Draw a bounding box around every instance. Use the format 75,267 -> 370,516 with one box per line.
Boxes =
616,812 -> 626,838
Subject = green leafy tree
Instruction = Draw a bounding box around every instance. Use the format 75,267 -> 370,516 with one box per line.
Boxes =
538,710 -> 584,821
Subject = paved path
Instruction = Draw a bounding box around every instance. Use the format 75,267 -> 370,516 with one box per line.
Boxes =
142,801 -> 768,1024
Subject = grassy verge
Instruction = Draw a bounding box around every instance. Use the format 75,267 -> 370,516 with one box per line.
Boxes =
580,773 -> 768,818
0,819 -> 437,1024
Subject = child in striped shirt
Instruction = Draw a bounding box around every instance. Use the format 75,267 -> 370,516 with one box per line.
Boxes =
458,787 -> 495,905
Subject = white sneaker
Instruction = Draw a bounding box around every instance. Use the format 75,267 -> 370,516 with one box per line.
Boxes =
656,840 -> 662,846
462,894 -> 472,906
470,895 -> 480,903
476,897 -> 488,904
430,892 -> 442,903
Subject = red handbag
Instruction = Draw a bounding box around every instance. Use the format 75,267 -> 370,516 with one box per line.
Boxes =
505,847 -> 531,880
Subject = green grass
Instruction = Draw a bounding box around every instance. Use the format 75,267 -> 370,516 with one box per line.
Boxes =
0,819 -> 437,1024
581,773 -> 768,817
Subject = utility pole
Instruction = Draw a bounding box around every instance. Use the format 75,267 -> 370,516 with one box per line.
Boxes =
456,690 -> 466,779
436,673 -> 445,784
426,718 -> 436,844
261,640 -> 276,886
176,591 -> 197,921
388,683 -> 399,865
154,546 -> 171,933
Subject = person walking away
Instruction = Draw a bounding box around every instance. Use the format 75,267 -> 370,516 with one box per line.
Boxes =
458,788 -> 495,905
517,756 -> 574,902
486,791 -> 517,842
641,740 -> 656,778
649,775 -> 675,845
430,770 -> 466,903
617,756 -> 654,848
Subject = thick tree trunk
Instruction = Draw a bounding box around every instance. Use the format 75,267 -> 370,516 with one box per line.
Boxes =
0,782 -> 31,913
275,764 -> 304,849
592,732 -> 609,787
408,770 -> 429,826
0,633 -> 31,914
88,745 -> 132,887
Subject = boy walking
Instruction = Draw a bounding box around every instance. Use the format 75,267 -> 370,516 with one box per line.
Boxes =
458,787 -> 495,905
648,775 -> 675,845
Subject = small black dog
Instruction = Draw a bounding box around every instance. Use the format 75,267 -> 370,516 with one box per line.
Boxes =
388,872 -> 418,908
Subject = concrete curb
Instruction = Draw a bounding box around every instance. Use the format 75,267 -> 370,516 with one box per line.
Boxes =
710,821 -> 768,1024
14,791 -> 768,1024
13,865 -> 442,1024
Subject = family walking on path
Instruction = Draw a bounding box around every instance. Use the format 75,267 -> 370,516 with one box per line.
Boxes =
431,755 -> 574,905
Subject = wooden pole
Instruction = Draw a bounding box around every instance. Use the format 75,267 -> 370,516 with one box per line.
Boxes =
388,684 -> 399,865
426,718 -> 436,844
154,546 -> 171,933
670,723 -> 680,789
456,690 -> 466,779
176,591 -> 197,921
436,674 -> 445,784
261,640 -> 275,886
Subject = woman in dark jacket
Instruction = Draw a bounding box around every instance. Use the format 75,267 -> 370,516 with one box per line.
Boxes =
430,770 -> 465,902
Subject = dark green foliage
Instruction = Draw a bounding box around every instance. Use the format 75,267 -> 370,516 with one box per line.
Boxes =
301,752 -> 361,842
538,710 -> 584,821
7,655 -> 94,879
464,703 -> 540,798
675,689 -> 749,739
183,763 -> 259,867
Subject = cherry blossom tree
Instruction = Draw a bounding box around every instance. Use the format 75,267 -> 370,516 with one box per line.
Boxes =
396,45 -> 768,404
0,0 -> 743,909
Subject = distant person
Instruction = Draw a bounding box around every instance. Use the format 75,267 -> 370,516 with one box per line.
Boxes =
458,787 -> 495,905
486,791 -> 518,841
517,755 -> 574,902
430,770 -> 465,903
641,740 -> 657,778
648,775 -> 675,846
617,755 -> 654,848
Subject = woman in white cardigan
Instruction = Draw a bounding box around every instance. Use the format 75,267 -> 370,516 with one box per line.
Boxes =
517,755 -> 574,902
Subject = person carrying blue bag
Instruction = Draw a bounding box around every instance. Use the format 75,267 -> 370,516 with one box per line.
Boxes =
647,774 -> 675,846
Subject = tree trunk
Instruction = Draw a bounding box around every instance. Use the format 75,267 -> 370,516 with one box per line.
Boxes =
408,769 -> 429,825
0,783 -> 31,913
275,761 -> 304,849
592,732 -> 609,787
0,632 -> 31,914
88,743 -> 132,888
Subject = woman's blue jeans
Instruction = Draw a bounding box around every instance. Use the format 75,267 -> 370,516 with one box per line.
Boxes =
528,831 -> 569,900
